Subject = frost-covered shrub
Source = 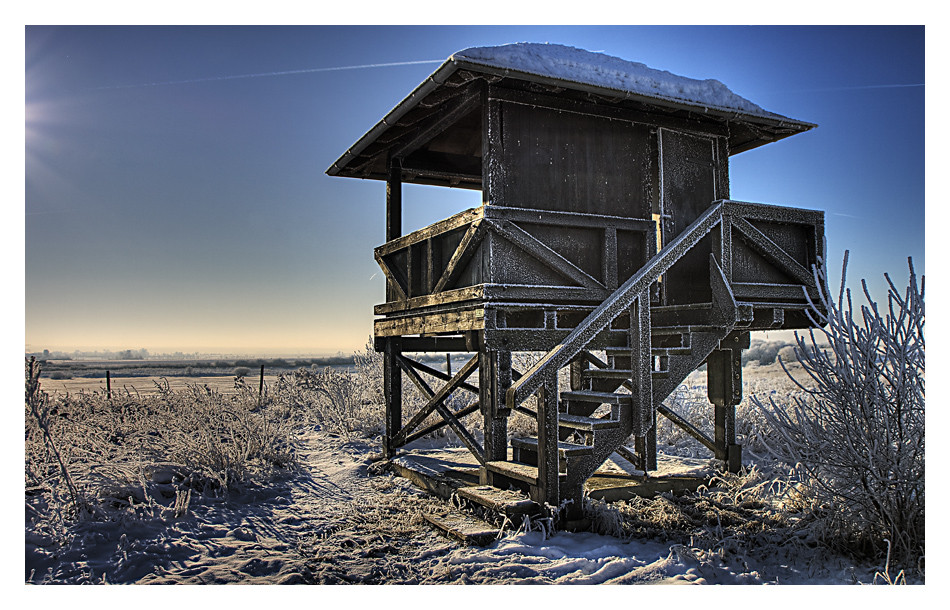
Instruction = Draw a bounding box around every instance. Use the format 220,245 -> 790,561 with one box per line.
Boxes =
25,359 -> 302,557
776,345 -> 798,363
752,253 -> 924,572
742,340 -> 792,367
273,341 -> 388,439
654,382 -> 711,457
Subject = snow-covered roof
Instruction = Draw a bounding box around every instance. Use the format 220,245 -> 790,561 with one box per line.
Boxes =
452,43 -> 781,121
327,43 -> 815,185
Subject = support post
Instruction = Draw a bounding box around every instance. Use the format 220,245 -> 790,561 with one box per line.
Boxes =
634,420 -> 657,473
480,349 -> 511,484
383,338 -> 402,459
386,158 -> 402,242
707,347 -> 742,473
536,378 -> 560,507
631,292 -> 656,471
259,364 -> 265,405
569,358 -> 589,391
386,158 -> 402,303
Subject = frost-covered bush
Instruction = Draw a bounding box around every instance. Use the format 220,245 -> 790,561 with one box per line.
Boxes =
25,359 -> 302,557
742,340 -> 793,367
272,341 -> 390,439
752,253 -> 924,572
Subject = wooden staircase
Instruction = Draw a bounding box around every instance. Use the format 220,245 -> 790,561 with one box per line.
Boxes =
483,321 -> 737,517
475,202 -> 739,521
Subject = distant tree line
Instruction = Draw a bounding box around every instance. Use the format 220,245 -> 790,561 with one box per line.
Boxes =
740,338 -> 826,367
26,348 -> 150,361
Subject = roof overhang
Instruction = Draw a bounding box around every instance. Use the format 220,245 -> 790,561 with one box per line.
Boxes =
327,45 -> 816,186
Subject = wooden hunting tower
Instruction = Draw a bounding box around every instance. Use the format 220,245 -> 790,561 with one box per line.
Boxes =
328,44 -> 825,519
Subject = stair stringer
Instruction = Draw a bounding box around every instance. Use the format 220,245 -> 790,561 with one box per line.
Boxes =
565,256 -> 739,485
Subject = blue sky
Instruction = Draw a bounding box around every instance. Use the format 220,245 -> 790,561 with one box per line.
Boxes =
23,24 -> 926,355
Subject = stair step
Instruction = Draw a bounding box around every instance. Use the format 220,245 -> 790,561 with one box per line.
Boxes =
653,347 -> 693,356
455,485 -> 539,516
585,368 -> 670,380
485,461 -> 549,485
557,413 -> 621,431
511,437 -> 594,457
606,346 -> 692,357
652,324 -> 716,335
423,509 -> 499,546
560,390 -> 632,404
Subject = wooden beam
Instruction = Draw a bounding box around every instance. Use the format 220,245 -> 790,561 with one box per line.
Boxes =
656,403 -> 716,453
483,205 -> 654,232
482,284 -> 610,303
399,152 -> 482,184
401,357 -> 480,394
373,250 -> 408,302
730,282 -> 812,301
480,349 -> 512,465
536,379 -> 561,506
375,335 -> 472,353
402,402 -> 480,445
730,215 -> 814,286
629,293 -> 653,437
396,355 -> 485,464
724,200 -> 823,226
375,207 -> 482,257
392,90 -> 481,160
374,308 -> 486,337
483,90 -> 503,206
383,338 -> 402,458
374,285 -> 484,315
432,220 -> 485,294
392,354 -> 479,445
386,158 -> 402,242
486,219 -> 606,290
603,227 -> 618,291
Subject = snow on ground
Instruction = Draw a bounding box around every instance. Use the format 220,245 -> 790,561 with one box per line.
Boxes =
26,425 -> 880,586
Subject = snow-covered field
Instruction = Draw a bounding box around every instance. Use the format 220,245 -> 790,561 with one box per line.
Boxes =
25,432 -> 885,585
24,360 -> 918,587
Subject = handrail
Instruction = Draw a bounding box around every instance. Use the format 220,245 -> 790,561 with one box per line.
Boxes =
505,200 -> 726,410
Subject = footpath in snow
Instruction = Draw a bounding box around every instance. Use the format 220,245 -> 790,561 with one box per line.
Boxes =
26,430 -> 874,585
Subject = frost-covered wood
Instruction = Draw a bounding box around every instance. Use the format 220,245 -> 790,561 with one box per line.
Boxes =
328,43 -> 827,519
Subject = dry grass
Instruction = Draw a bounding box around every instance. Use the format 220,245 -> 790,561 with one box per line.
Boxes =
42,375 -> 284,397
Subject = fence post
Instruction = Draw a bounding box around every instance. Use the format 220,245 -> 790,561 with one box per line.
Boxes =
259,364 -> 265,404
106,370 -> 111,398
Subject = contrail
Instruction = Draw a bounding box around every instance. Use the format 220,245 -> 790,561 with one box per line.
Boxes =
789,83 -> 924,93
94,59 -> 443,90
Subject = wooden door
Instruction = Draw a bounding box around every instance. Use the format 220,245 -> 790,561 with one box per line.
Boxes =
659,129 -> 721,305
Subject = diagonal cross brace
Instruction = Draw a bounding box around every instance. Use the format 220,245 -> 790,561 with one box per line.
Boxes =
485,219 -> 606,290
374,250 -> 409,302
432,220 -> 484,294
395,355 -> 485,464
400,357 -> 480,395
729,215 -> 813,286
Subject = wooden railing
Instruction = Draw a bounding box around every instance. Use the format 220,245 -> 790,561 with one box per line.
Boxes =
504,201 -> 727,412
